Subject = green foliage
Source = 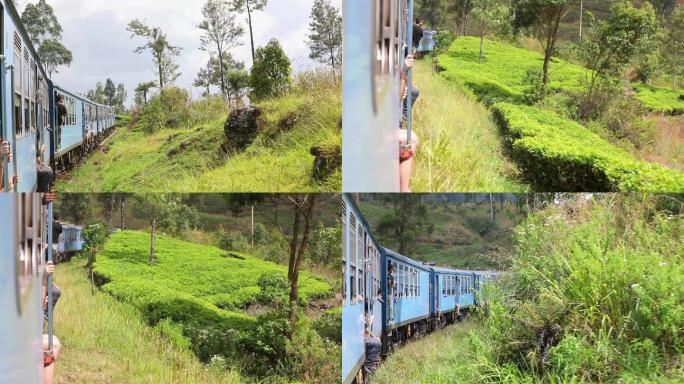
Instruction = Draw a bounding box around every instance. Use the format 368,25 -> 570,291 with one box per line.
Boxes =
307,0 -> 342,70
134,87 -> 192,134
307,223 -> 341,265
250,39 -> 292,100
135,194 -> 200,236
479,197 -> 684,382
81,222 -> 109,254
521,68 -> 547,105
633,84 -> 684,115
312,307 -> 341,344
21,0 -> 72,76
127,19 -> 182,88
437,37 -> 586,104
59,193 -> 92,224
376,195 -> 436,254
253,223 -> 270,246
94,230 -> 335,381
433,30 -> 456,54
215,229 -> 249,252
662,6 -> 684,89
491,102 -> 684,191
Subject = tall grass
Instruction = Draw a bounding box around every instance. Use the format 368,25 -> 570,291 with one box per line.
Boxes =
411,60 -> 529,192
53,260 -> 240,384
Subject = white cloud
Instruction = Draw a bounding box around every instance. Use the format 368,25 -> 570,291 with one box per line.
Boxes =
32,0 -> 341,104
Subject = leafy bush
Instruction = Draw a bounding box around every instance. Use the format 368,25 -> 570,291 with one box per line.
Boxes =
433,30 -> 455,54
252,223 -> 270,246
307,223 -> 341,266
216,229 -> 249,252
135,87 -> 192,134
312,307 -> 341,344
491,102 -> 684,191
250,38 -> 292,100
154,318 -> 191,350
255,272 -> 289,304
479,197 -> 684,382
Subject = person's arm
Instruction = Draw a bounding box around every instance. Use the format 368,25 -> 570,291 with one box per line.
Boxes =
42,261 -> 54,308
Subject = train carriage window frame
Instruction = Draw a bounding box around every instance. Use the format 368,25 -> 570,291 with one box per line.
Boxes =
371,0 -> 401,114
341,196 -> 347,305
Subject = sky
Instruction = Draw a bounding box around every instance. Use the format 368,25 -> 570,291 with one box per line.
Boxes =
16,0 -> 341,104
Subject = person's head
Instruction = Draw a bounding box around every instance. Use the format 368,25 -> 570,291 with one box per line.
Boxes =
54,215 -> 60,221
56,95 -> 63,104
416,18 -> 424,27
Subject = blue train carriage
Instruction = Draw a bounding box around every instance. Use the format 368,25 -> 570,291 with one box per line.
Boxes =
51,86 -> 86,171
343,0 -> 412,192
342,194 -> 384,384
57,224 -> 84,258
381,247 -> 432,352
0,0 -> 52,192
0,193 -> 51,383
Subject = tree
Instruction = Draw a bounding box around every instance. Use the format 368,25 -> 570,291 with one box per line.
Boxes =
249,39 -> 291,99
230,0 -> 269,65
452,0 -> 474,36
199,0 -> 245,99
194,61 -> 214,96
127,19 -> 182,89
416,0 -> 448,28
21,1 -> 72,77
114,83 -> 127,114
307,0 -> 342,71
226,69 -> 250,104
648,0 -> 677,18
579,2 -> 657,113
662,5 -> 684,89
87,82 -> 107,104
37,39 -> 73,77
59,193 -> 91,224
104,79 -> 116,106
134,81 -> 157,106
512,0 -> 575,85
375,194 -> 434,255
472,0 -> 509,63
135,194 -> 199,265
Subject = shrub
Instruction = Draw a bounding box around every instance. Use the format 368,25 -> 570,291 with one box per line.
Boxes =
307,223 -> 341,266
135,87 -> 192,134
154,318 -> 192,350
312,307 -> 341,344
216,230 -> 249,252
521,68 -> 547,105
256,272 -> 289,304
633,84 -> 684,115
252,223 -> 270,246
491,102 -> 684,191
250,38 -> 292,100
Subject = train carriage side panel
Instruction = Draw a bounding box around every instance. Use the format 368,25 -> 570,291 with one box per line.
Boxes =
53,87 -> 84,157
0,193 -> 48,384
383,247 -> 431,329
342,0 -> 403,192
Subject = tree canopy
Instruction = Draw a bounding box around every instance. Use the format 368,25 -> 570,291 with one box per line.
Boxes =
307,0 -> 343,71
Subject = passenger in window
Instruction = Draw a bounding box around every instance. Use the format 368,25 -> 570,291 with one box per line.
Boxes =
55,95 -> 68,149
0,140 -> 17,191
387,264 -> 397,323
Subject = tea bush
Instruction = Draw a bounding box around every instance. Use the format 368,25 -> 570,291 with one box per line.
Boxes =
491,102 -> 684,191
633,84 -> 684,115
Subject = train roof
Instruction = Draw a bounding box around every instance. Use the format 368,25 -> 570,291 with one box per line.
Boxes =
4,0 -> 50,83
381,247 -> 432,271
53,84 -> 113,110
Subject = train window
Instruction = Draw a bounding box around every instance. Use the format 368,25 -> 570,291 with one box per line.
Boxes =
415,270 -> 419,297
357,224 -> 363,300
341,200 -> 347,306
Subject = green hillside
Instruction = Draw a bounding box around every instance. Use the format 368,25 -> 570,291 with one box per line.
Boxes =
358,199 -> 526,270
54,261 -> 240,384
92,230 -> 339,382
55,79 -> 341,193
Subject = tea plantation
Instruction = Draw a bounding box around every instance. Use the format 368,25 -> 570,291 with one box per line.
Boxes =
436,37 -> 684,191
94,231 -> 332,327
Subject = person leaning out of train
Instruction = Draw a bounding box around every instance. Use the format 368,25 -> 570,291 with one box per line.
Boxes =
0,140 -> 19,191
364,325 -> 382,377
399,51 -> 421,193
41,260 -> 62,384
55,96 -> 68,148
35,130 -> 54,193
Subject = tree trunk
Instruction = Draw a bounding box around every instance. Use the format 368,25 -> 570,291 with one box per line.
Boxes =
287,195 -> 316,340
579,0 -> 584,41
158,59 -> 164,89
149,206 -> 156,265
479,23 -> 485,64
489,193 -> 494,222
120,197 -> 126,230
217,46 -> 227,99
247,2 -> 256,65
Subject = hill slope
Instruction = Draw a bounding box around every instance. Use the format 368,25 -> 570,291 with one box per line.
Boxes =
55,84 -> 341,192
53,261 -> 240,384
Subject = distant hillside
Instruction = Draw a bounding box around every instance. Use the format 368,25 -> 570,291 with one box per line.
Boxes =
358,197 -> 527,271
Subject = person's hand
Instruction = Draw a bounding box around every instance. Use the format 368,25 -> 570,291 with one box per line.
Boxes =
402,86 -> 408,100
43,192 -> 56,204
9,175 -> 18,190
404,55 -> 414,69
45,261 -> 55,276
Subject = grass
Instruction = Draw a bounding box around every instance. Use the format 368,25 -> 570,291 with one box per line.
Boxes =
633,84 -> 684,115
492,102 -> 684,192
54,260 -> 241,384
372,320 -> 485,384
56,82 -> 341,193
411,59 -> 529,192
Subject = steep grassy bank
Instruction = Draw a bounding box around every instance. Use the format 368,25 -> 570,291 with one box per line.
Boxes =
56,81 -> 341,192
411,60 -> 528,192
53,260 -> 240,384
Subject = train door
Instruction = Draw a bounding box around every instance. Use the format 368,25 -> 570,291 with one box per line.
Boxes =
0,5 -> 6,191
